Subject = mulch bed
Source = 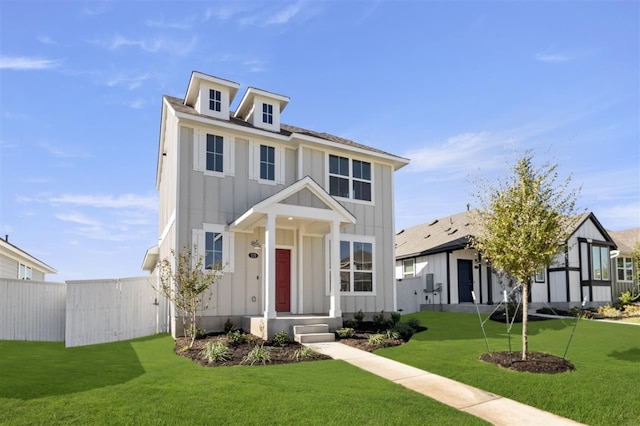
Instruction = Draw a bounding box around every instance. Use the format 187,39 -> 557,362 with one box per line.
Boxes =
479,351 -> 575,374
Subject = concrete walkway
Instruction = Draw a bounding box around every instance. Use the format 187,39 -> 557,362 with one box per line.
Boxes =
305,341 -> 584,426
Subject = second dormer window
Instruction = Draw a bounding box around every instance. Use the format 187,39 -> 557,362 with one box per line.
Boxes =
262,103 -> 273,124
209,89 -> 221,112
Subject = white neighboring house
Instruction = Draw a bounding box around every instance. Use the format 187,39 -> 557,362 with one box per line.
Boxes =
608,228 -> 640,299
143,71 -> 409,338
395,210 -> 616,312
0,236 -> 57,281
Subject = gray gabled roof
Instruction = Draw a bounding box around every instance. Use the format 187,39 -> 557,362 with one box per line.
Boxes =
163,95 -> 409,164
607,228 -> 640,254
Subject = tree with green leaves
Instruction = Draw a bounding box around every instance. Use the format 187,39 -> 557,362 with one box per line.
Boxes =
471,152 -> 581,360
157,247 -> 224,348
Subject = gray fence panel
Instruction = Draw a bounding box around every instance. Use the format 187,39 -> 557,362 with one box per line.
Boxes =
0,279 -> 66,342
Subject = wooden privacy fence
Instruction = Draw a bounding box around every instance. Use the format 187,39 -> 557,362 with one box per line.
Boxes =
0,279 -> 66,342
0,276 -> 168,347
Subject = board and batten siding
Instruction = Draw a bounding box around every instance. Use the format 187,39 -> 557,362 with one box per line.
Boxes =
0,279 -> 66,342
65,277 -> 167,348
0,254 -> 17,278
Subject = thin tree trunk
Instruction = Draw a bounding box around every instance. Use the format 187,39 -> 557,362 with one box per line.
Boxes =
521,282 -> 529,361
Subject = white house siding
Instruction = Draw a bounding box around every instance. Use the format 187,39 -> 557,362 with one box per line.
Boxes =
0,279 -> 66,342
0,254 -> 15,278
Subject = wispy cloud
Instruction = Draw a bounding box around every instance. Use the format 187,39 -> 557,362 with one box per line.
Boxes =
83,3 -> 109,16
105,73 -> 149,90
243,59 -> 267,73
56,212 -> 102,227
3,111 -> 30,120
266,1 -> 303,25
48,193 -> 158,211
92,35 -> 197,56
0,56 -> 62,70
39,141 -> 92,159
124,98 -> 146,109
203,2 -> 255,22
535,52 -> 571,63
37,35 -> 57,45
146,16 -> 195,30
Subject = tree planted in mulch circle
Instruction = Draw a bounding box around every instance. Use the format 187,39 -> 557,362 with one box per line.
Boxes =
480,351 -> 574,374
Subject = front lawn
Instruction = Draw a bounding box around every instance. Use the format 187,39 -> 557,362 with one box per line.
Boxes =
378,311 -> 640,426
0,334 -> 487,425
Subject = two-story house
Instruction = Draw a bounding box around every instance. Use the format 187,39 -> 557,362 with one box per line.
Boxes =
143,71 -> 409,338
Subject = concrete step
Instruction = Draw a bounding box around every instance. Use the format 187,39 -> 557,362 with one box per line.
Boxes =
295,332 -> 336,344
293,324 -> 329,335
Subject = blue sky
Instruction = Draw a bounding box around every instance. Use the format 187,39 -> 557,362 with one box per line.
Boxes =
1,1 -> 638,282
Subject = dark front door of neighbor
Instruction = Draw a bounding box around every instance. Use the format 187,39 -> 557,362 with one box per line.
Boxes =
457,259 -> 473,303
275,249 -> 291,312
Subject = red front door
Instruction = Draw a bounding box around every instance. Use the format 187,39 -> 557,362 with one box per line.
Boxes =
275,249 -> 291,312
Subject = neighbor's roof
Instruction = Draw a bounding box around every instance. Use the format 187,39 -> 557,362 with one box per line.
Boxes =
607,228 -> 640,254
395,210 -> 607,260
162,95 -> 409,166
0,237 -> 57,274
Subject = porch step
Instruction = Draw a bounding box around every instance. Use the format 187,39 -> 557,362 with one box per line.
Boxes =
293,324 -> 335,343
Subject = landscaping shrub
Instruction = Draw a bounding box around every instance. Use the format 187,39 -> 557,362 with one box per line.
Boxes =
271,331 -> 291,347
223,318 -> 234,333
342,319 -> 357,328
367,333 -> 385,346
200,341 -> 232,363
392,322 -> 415,341
384,329 -> 400,340
597,304 -> 622,318
241,344 -> 272,365
227,330 -> 248,345
390,311 -> 401,326
353,309 -> 365,327
405,318 -> 421,331
372,310 -> 387,328
336,327 -> 355,338
291,346 -> 320,361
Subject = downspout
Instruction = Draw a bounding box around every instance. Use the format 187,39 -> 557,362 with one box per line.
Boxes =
446,251 -> 451,304
566,245 -> 572,303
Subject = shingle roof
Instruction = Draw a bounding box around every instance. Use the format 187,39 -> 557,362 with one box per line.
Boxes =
163,95 -> 407,161
607,228 -> 640,254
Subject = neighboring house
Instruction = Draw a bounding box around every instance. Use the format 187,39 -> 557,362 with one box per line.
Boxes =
394,210 -> 616,312
0,235 -> 57,281
143,71 -> 409,338
608,228 -> 640,299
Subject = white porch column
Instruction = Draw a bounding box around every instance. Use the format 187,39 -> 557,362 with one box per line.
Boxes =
264,213 -> 277,319
329,220 -> 342,317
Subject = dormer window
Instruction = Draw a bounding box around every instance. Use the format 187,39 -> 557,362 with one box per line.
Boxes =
209,89 -> 221,112
262,103 -> 273,124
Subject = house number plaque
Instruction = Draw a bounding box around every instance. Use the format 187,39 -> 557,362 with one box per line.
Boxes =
248,252 -> 259,259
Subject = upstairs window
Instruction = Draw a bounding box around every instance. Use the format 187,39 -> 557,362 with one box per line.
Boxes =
328,155 -> 372,202
262,103 -> 273,124
592,245 -> 610,281
206,134 -> 224,173
260,145 -> 275,181
18,263 -> 32,280
209,89 -> 221,112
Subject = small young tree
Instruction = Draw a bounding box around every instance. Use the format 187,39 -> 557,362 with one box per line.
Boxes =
471,152 -> 581,360
157,247 -> 224,348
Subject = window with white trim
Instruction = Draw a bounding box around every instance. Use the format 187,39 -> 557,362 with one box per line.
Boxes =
209,89 -> 221,112
592,245 -> 610,281
193,130 -> 235,177
403,259 -> 415,278
262,103 -> 273,124
248,141 -> 284,184
616,257 -> 634,282
328,155 -> 372,202
18,263 -> 32,280
534,267 -> 545,283
332,235 -> 375,294
193,225 -> 234,273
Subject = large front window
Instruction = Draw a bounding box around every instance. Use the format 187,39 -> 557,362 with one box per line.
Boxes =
329,155 -> 371,201
340,239 -> 373,292
617,257 -> 634,281
592,245 -> 610,280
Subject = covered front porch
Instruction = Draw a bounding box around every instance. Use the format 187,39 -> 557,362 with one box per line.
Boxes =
230,176 -> 356,337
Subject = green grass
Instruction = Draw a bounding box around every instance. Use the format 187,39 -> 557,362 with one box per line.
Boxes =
377,311 -> 640,426
0,334 -> 487,425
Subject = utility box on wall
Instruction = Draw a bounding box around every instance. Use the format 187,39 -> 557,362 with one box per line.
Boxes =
426,273 -> 434,292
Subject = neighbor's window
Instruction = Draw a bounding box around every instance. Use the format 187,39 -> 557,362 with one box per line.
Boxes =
403,259 -> 415,278
260,145 -> 275,181
616,257 -> 634,281
328,155 -> 372,201
535,267 -> 545,283
592,245 -> 610,280
262,103 -> 273,124
209,89 -> 221,112
18,263 -> 32,280
206,134 -> 224,173
340,239 -> 374,292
